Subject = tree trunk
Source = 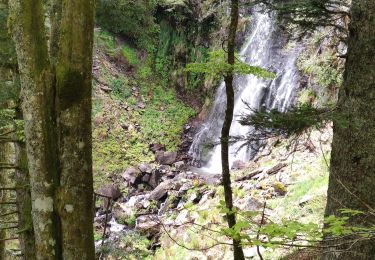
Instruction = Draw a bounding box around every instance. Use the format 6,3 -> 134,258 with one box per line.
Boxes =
55,0 -> 95,258
9,0 -> 61,258
15,138 -> 36,260
323,0 -> 375,259
0,143 -> 8,260
221,0 -> 245,259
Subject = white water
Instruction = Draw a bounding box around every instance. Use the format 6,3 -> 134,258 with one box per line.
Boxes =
189,10 -> 301,173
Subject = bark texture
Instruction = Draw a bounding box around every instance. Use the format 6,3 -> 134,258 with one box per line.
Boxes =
8,1 -> 59,258
221,0 -> 245,259
323,0 -> 375,259
55,0 -> 95,258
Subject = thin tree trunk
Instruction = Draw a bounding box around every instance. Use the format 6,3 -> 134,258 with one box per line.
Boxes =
55,0 -> 95,258
8,0 -> 60,258
221,0 -> 245,259
15,136 -> 36,259
0,143 -> 8,260
323,0 -> 375,259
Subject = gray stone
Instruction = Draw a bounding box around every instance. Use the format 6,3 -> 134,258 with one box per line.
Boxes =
149,169 -> 162,188
122,166 -> 141,185
141,174 -> 150,183
136,215 -> 160,235
150,181 -> 171,201
139,163 -> 152,174
96,185 -> 122,200
174,161 -> 185,171
156,151 -> 177,165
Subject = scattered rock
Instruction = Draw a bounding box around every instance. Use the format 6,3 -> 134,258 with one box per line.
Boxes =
175,209 -> 189,225
243,246 -> 265,258
236,169 -> 263,182
122,167 -> 142,185
96,185 -> 122,200
156,151 -> 177,165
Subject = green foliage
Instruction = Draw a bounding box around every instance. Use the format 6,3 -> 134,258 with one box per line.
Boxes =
186,50 -> 275,80
111,77 -> 132,100
240,104 -> 337,138
299,48 -> 343,90
96,0 -> 159,50
121,45 -> 139,67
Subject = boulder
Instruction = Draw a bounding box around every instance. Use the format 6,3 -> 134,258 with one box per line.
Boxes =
139,163 -> 153,174
156,151 -> 177,165
149,169 -> 162,188
122,167 -> 142,185
141,174 -> 151,183
150,181 -> 170,201
96,185 -> 122,200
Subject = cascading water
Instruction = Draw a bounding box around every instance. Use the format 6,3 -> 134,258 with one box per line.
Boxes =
189,8 -> 302,173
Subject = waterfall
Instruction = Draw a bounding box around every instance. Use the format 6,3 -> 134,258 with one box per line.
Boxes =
189,9 -> 302,173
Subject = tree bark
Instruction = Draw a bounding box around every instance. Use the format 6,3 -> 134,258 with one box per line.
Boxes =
221,0 -> 245,259
9,0 -> 61,258
55,0 -> 95,258
323,0 -> 375,259
15,138 -> 36,260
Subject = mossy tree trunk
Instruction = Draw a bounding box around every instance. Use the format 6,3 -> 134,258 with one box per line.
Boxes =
221,0 -> 245,259
9,0 -> 60,258
0,143 -> 8,260
9,0 -> 95,259
55,0 -> 95,258
323,0 -> 375,259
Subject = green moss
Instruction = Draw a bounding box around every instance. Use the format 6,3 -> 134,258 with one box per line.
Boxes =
121,44 -> 139,67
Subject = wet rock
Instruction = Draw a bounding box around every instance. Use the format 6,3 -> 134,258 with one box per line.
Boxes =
156,151 -> 177,165
139,163 -> 152,174
122,167 -> 142,185
174,161 -> 186,171
232,160 -> 247,170
96,185 -> 122,200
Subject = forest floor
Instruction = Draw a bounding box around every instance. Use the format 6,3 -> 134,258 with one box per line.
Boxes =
92,30 -> 332,260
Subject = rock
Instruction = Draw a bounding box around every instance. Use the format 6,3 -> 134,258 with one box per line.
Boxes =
174,161 -> 185,171
149,143 -> 165,153
232,160 -> 247,170
149,169 -> 162,188
139,163 -> 152,174
136,215 -> 160,235
137,102 -> 146,109
235,169 -> 263,182
142,174 -> 150,183
96,185 -> 122,200
122,167 -> 142,185
156,151 -> 177,165
243,247 -> 265,258
150,181 -> 170,201
273,182 -> 287,195
175,209 -> 189,225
